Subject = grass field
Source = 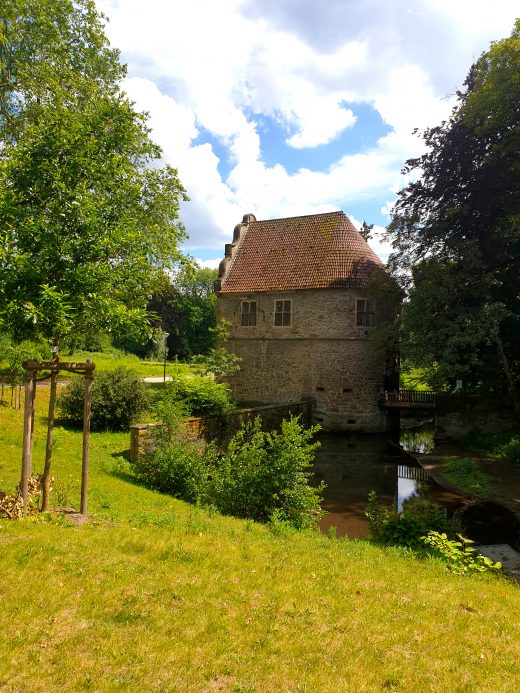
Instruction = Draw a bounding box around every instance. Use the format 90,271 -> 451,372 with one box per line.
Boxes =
1,391 -> 519,692
0,348 -> 203,383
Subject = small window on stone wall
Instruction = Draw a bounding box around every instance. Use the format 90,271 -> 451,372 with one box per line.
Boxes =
356,298 -> 375,327
241,300 -> 257,326
274,299 -> 291,326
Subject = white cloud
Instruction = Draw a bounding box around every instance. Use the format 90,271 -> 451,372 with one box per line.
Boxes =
98,0 -> 519,252
194,258 -> 222,270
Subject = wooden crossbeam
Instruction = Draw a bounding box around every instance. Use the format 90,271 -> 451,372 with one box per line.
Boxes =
22,359 -> 96,374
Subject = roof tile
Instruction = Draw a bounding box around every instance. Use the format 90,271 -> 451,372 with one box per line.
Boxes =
218,211 -> 384,293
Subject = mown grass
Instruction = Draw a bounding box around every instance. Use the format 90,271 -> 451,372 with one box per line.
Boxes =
0,348 -> 203,383
1,391 -> 519,692
64,350 -> 202,380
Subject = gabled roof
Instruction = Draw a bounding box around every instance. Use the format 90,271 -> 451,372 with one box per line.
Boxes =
216,211 -> 384,293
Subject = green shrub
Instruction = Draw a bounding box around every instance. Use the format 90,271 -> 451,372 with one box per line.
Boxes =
133,440 -> 211,502
402,498 -> 462,537
159,376 -> 233,417
423,531 -> 503,575
441,457 -> 494,496
365,492 -> 462,549
495,436 -> 520,469
131,411 -> 323,530
59,366 -> 148,430
462,429 -> 516,454
132,399 -> 214,503
379,514 -> 425,550
208,417 -> 323,529
364,490 -> 391,540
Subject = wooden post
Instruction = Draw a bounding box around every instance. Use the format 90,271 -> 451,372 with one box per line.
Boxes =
21,369 -> 35,517
80,365 -> 94,515
41,369 -> 58,511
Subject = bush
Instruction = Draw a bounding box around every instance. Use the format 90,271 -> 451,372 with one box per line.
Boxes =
59,366 -> 148,430
134,440 -> 212,502
1,339 -> 48,385
365,492 -> 462,549
495,436 -> 520,469
132,400 -> 214,502
208,417 -> 323,529
131,413 -> 323,530
379,514 -> 425,550
402,498 -> 462,536
158,376 -> 233,417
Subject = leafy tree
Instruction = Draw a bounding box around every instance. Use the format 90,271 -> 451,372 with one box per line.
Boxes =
145,266 -> 217,359
0,0 -> 123,141
359,221 -> 374,242
388,20 -> 520,403
0,0 -> 188,507
0,95 -> 187,350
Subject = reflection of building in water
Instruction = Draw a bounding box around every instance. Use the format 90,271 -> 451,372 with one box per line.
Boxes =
314,433 -> 461,538
397,465 -> 431,511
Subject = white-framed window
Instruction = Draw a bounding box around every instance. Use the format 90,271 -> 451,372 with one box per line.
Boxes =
240,300 -> 257,326
356,298 -> 375,327
274,299 -> 291,326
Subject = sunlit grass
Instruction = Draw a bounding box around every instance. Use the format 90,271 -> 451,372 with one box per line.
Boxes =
0,392 -> 519,691
64,350 -> 201,379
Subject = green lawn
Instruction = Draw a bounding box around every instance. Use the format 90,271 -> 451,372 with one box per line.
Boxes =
63,350 -> 202,379
0,348 -> 203,383
1,391 -> 519,692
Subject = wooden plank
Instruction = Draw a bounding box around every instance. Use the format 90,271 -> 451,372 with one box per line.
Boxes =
21,370 -> 35,517
80,371 -> 94,516
22,360 -> 96,373
41,370 -> 58,512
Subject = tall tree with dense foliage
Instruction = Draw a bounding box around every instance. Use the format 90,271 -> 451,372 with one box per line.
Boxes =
0,0 -> 188,352
0,0 -> 188,508
388,20 -> 520,403
147,266 -> 218,359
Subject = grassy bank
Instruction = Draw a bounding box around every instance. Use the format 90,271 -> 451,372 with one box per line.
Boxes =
1,392 -> 519,691
439,456 -> 496,497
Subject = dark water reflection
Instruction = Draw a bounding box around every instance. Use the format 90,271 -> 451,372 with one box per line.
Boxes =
314,432 -> 463,538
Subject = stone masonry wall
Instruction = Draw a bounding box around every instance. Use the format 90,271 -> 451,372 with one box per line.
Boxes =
129,401 -> 313,465
435,394 -> 516,442
217,288 -> 394,432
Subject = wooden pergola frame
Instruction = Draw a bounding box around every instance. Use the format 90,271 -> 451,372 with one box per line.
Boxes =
21,358 -> 96,517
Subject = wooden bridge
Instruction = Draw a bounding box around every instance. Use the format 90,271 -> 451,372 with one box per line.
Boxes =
379,390 -> 437,410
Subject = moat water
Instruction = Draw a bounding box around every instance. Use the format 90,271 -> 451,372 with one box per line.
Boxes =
313,420 -> 464,538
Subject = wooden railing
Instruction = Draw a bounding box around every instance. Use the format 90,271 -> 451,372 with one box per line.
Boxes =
379,390 -> 437,408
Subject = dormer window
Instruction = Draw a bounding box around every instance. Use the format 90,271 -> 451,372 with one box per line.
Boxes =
274,299 -> 291,326
356,298 -> 375,327
240,300 -> 257,326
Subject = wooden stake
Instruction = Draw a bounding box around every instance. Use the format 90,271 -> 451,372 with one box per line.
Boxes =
21,370 -> 35,517
41,369 -> 58,512
80,367 -> 94,516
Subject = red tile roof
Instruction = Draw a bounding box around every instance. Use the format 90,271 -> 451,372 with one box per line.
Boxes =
218,211 -> 384,293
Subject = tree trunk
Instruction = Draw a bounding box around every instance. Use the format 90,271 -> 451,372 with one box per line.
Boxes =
497,336 -> 519,421
41,369 -> 58,511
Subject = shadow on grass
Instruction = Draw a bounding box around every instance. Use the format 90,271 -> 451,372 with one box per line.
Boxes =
108,450 -> 144,488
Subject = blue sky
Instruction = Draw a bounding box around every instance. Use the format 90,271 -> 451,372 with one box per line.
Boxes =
99,0 -> 519,264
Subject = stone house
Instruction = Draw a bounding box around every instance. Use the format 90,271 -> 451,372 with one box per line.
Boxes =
215,211 -> 400,432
